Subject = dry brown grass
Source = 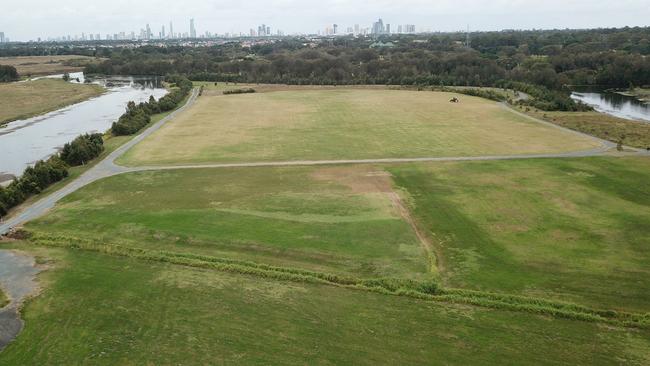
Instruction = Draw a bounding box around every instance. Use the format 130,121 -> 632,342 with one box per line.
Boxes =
0,55 -> 99,76
527,109 -> 650,150
0,79 -> 104,125
121,88 -> 601,165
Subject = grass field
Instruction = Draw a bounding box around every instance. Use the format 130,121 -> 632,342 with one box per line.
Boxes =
390,156 -> 650,312
527,109 -> 650,150
0,246 -> 648,365
0,79 -> 104,126
25,165 -> 427,279
0,55 -> 98,77
120,89 -> 600,166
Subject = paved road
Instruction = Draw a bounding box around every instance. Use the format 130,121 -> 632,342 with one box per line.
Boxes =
2,93 -> 647,236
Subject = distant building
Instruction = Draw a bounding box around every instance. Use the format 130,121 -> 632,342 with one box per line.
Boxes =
190,19 -> 196,38
372,18 -> 385,35
0,32 -> 4,43
333,24 -> 338,34
386,24 -> 391,34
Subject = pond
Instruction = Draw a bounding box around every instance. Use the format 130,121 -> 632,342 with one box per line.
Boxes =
570,87 -> 650,123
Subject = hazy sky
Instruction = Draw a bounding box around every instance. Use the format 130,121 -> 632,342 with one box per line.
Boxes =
2,0 -> 649,40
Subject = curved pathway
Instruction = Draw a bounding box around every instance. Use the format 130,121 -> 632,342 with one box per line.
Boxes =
2,93 -> 648,236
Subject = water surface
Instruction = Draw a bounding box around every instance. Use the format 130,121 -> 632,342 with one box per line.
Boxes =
571,87 -> 650,123
0,73 -> 166,181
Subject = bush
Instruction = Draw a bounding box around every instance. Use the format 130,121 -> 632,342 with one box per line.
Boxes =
223,88 -> 256,95
60,133 -> 104,166
0,65 -> 19,82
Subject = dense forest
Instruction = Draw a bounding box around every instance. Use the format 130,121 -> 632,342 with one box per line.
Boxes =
82,28 -> 650,88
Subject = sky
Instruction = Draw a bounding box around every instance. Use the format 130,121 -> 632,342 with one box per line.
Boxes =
1,0 -> 649,41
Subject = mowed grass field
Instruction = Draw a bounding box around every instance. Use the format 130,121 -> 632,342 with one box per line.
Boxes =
1,246 -> 648,365
390,156 -> 650,312
0,55 -> 98,76
120,88 -> 600,166
26,165 -> 428,279
0,79 -> 104,125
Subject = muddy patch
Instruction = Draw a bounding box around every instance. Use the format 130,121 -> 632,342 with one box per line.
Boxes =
0,250 -> 42,351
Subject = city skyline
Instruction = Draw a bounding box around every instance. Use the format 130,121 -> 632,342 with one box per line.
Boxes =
1,0 -> 649,42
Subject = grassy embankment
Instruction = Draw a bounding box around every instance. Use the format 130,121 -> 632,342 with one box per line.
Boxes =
525,108 -> 650,150
21,158 -> 650,316
0,55 -> 99,77
390,157 -> 650,313
0,79 -> 104,127
0,245 -> 648,365
119,88 -> 599,166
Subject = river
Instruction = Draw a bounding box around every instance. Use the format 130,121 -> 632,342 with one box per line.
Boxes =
570,87 -> 650,123
0,73 -> 167,184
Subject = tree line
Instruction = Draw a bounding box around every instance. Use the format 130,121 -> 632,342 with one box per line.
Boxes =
78,27 -> 650,111
0,134 -> 104,217
111,75 -> 192,135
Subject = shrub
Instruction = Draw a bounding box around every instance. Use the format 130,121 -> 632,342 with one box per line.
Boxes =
60,133 -> 104,166
223,88 -> 256,95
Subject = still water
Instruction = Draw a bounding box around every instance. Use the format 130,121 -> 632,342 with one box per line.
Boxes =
571,87 -> 650,123
0,73 -> 167,182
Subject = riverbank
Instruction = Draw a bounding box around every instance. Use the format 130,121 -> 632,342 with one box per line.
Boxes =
525,108 -> 650,150
615,88 -> 650,103
0,79 -> 104,127
0,91 -> 191,221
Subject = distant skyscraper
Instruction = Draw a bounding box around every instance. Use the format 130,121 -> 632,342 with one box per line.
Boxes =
386,24 -> 391,34
266,26 -> 270,36
190,19 -> 196,38
333,24 -> 338,34
162,25 -> 166,39
0,32 -> 4,43
354,24 -> 359,34
169,21 -> 174,38
397,25 -> 403,34
146,24 -> 152,39
372,19 -> 385,35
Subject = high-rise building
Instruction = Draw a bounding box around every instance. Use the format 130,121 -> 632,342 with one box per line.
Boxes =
146,24 -> 152,39
0,32 -> 4,43
372,19 -> 385,35
266,26 -> 270,36
169,22 -> 174,38
397,25 -> 403,34
333,24 -> 338,34
354,24 -> 359,34
386,24 -> 391,34
190,19 -> 196,38
162,25 -> 166,39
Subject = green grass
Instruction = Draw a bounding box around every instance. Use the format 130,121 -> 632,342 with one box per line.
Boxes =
390,156 -> 650,312
119,89 -> 599,166
26,165 -> 427,279
3,94 -> 189,221
1,246 -> 649,365
0,79 -> 104,126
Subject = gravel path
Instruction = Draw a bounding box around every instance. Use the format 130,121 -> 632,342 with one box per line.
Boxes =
2,93 -> 647,236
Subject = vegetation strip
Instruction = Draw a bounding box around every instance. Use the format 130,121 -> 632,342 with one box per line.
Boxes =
27,233 -> 650,329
